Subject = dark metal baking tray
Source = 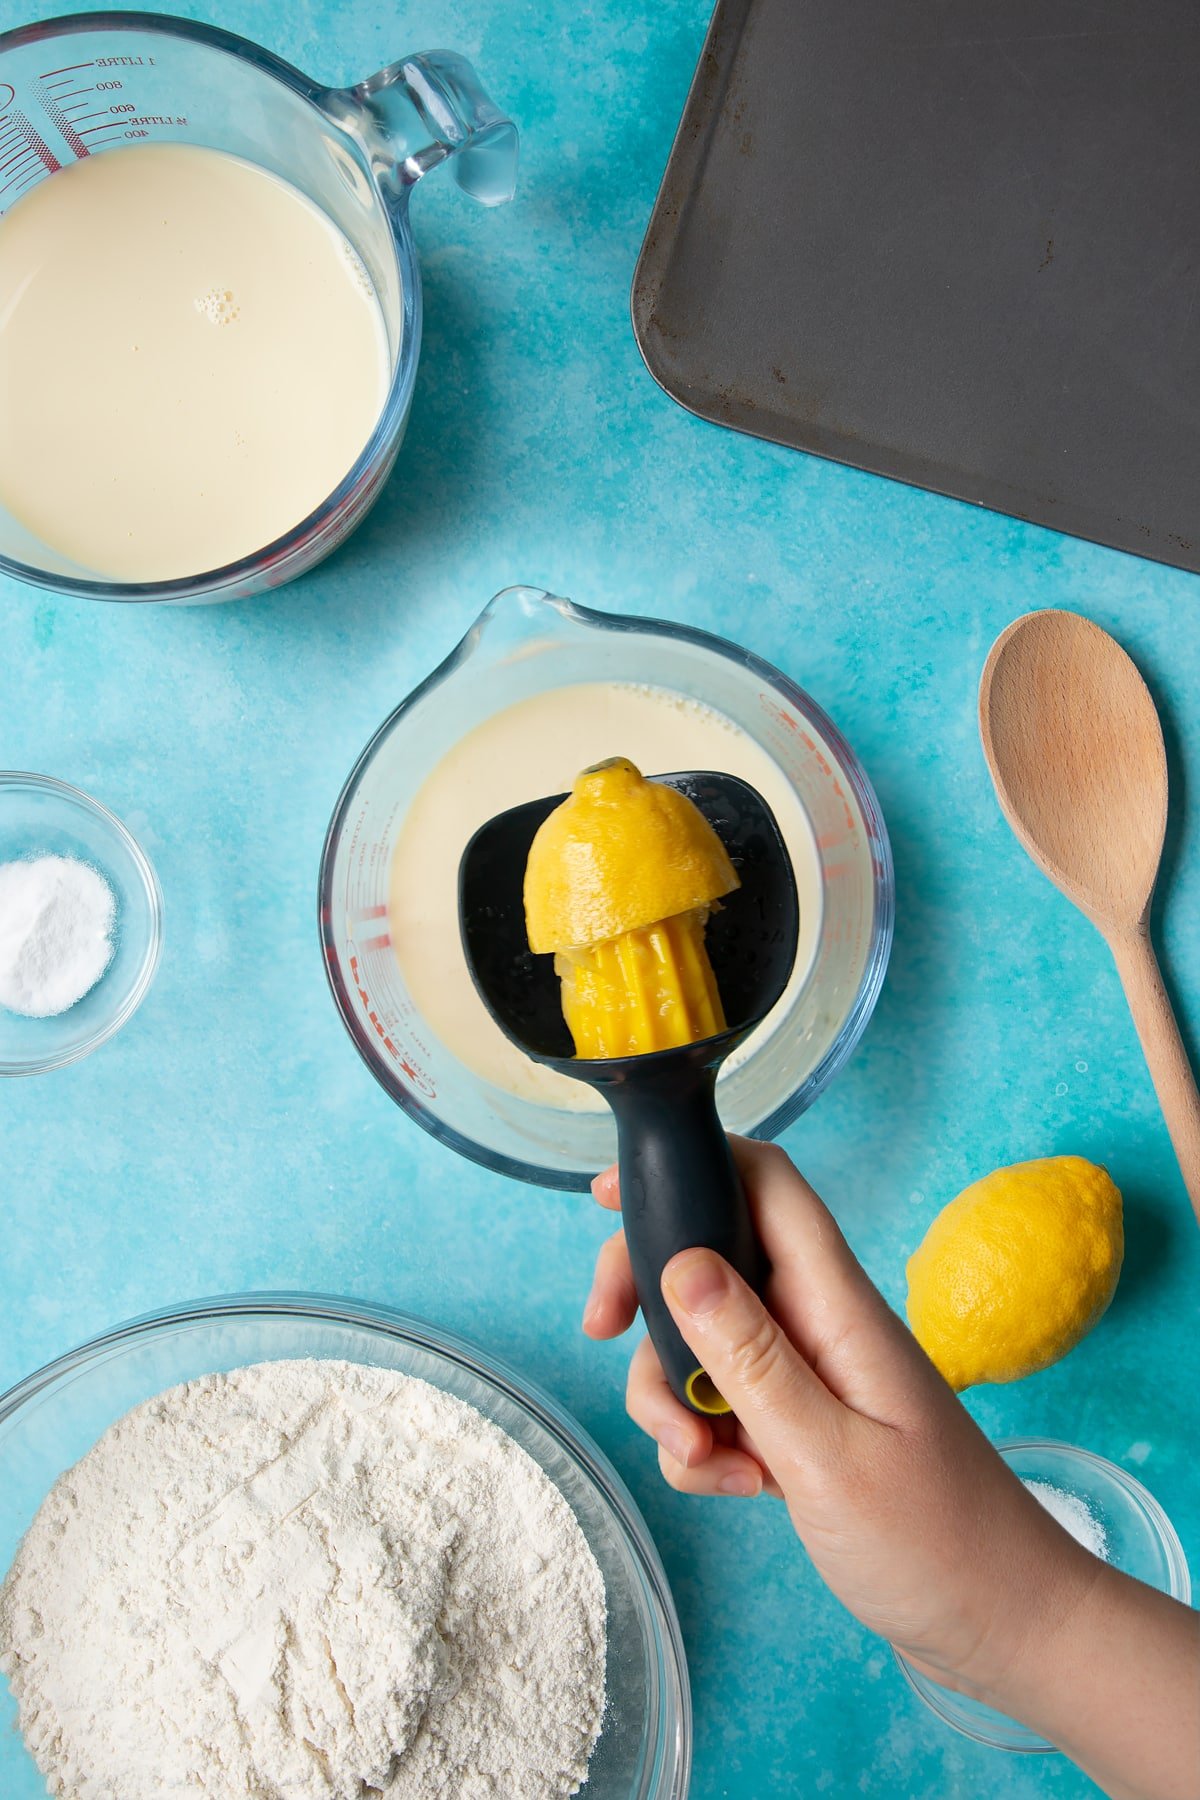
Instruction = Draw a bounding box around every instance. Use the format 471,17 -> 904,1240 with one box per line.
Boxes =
632,0 -> 1200,574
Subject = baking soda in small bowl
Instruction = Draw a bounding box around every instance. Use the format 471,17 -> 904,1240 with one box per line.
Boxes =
0,773 -> 162,1075
1023,1479 -> 1108,1559
0,855 -> 116,1017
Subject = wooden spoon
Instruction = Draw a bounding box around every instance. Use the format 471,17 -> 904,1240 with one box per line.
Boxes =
980,608 -> 1200,1222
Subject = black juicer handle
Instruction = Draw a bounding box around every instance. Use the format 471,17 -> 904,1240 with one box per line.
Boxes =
605,1062 -> 766,1416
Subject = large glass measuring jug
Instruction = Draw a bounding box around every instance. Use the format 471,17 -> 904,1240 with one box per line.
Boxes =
0,12 -> 517,603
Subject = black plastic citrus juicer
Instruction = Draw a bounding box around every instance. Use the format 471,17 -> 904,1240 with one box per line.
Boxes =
459,770 -> 798,1416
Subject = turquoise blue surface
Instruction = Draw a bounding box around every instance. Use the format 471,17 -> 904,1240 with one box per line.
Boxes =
2,3 -> 1198,1796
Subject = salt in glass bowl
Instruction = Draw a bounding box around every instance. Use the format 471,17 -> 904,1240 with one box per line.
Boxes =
896,1437 -> 1192,1752
0,1293 -> 691,1799
0,773 -> 163,1075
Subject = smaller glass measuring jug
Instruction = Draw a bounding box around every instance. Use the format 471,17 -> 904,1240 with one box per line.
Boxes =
0,12 -> 517,603
321,586 -> 895,1189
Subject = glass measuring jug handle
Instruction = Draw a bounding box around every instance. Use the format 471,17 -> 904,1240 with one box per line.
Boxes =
351,51 -> 518,205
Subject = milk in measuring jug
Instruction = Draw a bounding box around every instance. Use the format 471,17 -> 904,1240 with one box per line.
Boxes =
0,144 -> 390,581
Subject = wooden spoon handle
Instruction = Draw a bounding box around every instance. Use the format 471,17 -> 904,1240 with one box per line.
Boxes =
1108,927 -> 1200,1223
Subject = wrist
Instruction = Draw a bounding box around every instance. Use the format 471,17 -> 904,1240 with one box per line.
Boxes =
889,1522 -> 1104,1705
979,1561 -> 1200,1800
956,1540 -> 1109,1712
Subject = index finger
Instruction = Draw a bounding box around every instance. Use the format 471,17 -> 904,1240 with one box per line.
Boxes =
737,1140 -> 940,1421
591,1165 -> 622,1212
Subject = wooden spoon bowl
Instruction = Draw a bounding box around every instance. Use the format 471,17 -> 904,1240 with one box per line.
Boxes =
980,609 -> 1200,1220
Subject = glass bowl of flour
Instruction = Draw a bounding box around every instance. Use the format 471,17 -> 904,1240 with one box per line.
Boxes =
0,773 -> 162,1075
0,1293 -> 690,1799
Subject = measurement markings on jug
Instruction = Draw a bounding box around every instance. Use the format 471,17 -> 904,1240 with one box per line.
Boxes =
37,68 -> 124,157
39,94 -> 91,160
347,950 -> 437,1097
0,107 -> 60,204
120,116 -> 189,134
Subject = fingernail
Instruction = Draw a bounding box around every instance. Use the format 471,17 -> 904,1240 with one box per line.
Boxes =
657,1424 -> 693,1467
718,1471 -> 761,1498
663,1249 -> 729,1317
581,1290 -> 602,1331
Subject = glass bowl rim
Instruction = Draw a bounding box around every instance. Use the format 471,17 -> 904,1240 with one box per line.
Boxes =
319,588 -> 896,1189
0,8 -> 420,605
894,1435 -> 1192,1753
0,1288 -> 693,1798
0,770 -> 163,1075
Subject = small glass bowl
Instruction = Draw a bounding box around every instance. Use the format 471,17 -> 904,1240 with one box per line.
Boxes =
0,1294 -> 690,1799
0,773 -> 163,1075
897,1438 -> 1192,1752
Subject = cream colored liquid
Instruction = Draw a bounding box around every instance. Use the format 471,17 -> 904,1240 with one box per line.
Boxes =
0,145 -> 389,581
388,683 -> 823,1109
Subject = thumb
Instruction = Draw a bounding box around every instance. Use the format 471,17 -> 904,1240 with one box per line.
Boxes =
662,1248 -> 837,1472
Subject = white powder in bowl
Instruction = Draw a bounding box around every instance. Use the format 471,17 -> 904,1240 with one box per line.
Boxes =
0,1359 -> 607,1799
0,854 -> 115,1017
1023,1477 -> 1109,1559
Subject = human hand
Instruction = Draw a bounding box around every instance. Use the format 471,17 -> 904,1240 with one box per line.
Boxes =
583,1137 -> 1103,1696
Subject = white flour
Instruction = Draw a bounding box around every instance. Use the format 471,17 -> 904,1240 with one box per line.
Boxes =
0,1360 -> 607,1799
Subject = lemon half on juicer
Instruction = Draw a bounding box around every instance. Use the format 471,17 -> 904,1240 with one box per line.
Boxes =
525,758 -> 739,1058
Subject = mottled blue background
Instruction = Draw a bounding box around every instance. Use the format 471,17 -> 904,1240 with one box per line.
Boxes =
1,3 -> 1198,1796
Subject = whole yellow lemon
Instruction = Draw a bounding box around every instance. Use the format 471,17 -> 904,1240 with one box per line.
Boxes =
905,1156 -> 1123,1390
